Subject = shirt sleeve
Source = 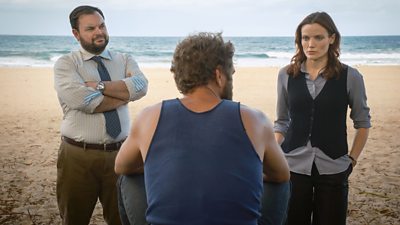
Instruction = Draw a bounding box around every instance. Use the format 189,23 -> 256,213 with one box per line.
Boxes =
274,67 -> 291,135
54,55 -> 103,113
123,55 -> 148,101
347,67 -> 372,129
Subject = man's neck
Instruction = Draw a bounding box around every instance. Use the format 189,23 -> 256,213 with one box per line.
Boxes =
180,86 -> 222,113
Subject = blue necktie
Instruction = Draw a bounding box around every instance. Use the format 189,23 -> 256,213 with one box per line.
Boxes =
92,56 -> 122,139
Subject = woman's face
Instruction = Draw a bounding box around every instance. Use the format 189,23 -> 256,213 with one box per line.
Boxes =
301,23 -> 335,62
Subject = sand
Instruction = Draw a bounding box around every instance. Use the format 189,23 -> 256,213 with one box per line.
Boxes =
0,66 -> 399,224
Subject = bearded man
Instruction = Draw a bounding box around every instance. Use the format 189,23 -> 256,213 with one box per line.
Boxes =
54,5 -> 148,225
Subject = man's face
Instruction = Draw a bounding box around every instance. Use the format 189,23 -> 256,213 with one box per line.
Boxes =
73,12 -> 109,55
220,65 -> 235,100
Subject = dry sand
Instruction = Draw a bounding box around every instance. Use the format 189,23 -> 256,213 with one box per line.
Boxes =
0,66 -> 399,224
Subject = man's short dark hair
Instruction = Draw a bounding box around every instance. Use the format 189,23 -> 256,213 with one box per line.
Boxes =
69,5 -> 104,30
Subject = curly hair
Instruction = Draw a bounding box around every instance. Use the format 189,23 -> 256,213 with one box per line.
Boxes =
288,12 -> 342,79
170,32 -> 235,94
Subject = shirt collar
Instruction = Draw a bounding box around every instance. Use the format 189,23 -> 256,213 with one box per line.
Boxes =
80,47 -> 112,61
300,62 -> 325,79
300,62 -> 307,73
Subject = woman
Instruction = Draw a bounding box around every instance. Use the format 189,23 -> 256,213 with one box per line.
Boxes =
274,12 -> 371,225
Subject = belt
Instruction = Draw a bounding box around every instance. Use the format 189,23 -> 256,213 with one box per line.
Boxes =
62,136 -> 124,151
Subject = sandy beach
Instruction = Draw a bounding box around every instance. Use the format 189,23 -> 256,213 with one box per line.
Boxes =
0,66 -> 399,225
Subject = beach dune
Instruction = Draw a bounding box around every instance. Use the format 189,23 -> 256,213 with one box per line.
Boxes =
0,66 -> 399,224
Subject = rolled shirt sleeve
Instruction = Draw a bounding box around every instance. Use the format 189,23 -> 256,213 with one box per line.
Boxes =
274,66 -> 291,135
123,55 -> 148,101
347,67 -> 372,129
273,65 -> 371,134
54,55 -> 103,114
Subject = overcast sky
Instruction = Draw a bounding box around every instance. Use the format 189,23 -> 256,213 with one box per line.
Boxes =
0,0 -> 399,36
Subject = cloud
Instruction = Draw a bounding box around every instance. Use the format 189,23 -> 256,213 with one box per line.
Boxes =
0,0 -> 399,36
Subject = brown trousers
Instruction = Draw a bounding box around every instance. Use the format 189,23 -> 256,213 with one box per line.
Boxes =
57,140 -> 121,225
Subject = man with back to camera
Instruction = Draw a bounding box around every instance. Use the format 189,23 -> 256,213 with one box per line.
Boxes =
54,5 -> 148,225
114,32 -> 290,225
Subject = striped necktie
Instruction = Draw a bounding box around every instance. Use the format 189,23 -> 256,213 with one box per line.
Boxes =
91,56 -> 122,139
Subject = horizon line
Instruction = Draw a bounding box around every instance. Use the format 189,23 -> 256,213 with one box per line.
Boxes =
1,34 -> 400,38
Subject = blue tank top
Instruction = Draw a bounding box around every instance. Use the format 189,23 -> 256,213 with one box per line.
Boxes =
144,99 -> 263,225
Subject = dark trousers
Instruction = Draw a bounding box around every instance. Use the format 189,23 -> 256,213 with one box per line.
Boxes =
117,174 -> 291,225
286,163 -> 352,225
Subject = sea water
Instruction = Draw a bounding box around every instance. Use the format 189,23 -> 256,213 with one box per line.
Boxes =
0,35 -> 399,67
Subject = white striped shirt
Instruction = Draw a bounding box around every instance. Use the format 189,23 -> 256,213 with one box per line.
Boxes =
54,48 -> 148,144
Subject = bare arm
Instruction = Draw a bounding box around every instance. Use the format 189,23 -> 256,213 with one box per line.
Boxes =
274,132 -> 285,145
115,113 -> 144,175
115,103 -> 162,175
85,80 -> 129,113
86,54 -> 148,102
241,105 -> 290,183
349,128 -> 369,165
93,95 -> 128,113
262,118 -> 290,183
86,62 -> 148,112
86,72 -> 148,113
86,80 -> 130,101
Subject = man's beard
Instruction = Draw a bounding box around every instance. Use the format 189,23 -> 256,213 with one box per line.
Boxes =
221,81 -> 233,100
80,35 -> 109,55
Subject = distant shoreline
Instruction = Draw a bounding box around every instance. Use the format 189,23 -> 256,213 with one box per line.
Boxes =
1,35 -> 399,67
1,34 -> 400,37
1,64 -> 400,70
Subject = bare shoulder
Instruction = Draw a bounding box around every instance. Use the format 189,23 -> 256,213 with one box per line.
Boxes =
240,104 -> 271,127
133,102 -> 162,130
128,102 -> 163,155
138,102 -> 162,118
239,104 -> 276,161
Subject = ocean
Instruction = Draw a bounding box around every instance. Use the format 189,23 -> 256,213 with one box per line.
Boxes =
0,35 -> 399,68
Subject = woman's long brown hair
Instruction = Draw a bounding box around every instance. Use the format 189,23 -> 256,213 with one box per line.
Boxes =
287,12 -> 343,79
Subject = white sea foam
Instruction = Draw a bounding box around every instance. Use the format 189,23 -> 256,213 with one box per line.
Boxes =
0,35 -> 399,67
0,56 -> 54,67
